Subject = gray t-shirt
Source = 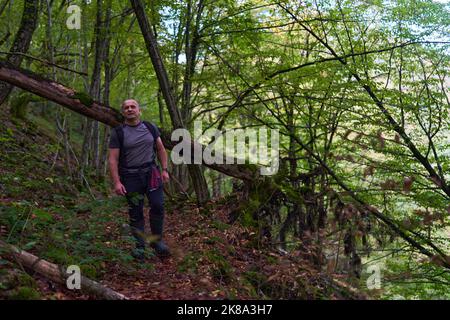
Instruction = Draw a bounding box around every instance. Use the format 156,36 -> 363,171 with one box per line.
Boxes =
109,121 -> 160,173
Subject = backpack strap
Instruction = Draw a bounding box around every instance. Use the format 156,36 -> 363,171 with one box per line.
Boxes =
142,121 -> 159,142
142,121 -> 157,139
142,121 -> 159,156
113,124 -> 126,168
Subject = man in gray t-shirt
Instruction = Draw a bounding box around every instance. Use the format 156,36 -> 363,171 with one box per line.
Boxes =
109,121 -> 159,174
108,99 -> 170,260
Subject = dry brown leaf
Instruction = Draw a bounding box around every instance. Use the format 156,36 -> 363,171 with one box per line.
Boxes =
403,176 -> 415,193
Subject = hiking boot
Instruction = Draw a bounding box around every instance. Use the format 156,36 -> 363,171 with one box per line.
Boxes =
149,214 -> 170,257
151,240 -> 171,258
131,247 -> 145,261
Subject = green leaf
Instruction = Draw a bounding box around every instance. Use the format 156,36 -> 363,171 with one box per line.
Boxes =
32,208 -> 53,222
23,241 -> 37,250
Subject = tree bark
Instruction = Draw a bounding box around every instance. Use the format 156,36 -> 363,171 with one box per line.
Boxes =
0,0 -> 39,106
129,0 -> 182,128
44,0 -> 72,180
98,0 -> 113,180
79,0 -> 93,178
0,0 -> 11,17
212,171 -> 223,198
81,0 -> 110,180
180,0 -> 204,123
175,0 -> 205,199
0,240 -> 127,300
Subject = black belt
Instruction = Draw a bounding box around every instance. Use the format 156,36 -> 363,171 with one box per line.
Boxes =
120,161 -> 154,170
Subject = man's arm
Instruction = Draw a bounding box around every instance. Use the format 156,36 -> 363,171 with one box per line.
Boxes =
108,148 -> 127,195
155,137 -> 170,182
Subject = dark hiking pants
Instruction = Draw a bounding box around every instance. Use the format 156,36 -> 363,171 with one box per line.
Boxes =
120,170 -> 164,249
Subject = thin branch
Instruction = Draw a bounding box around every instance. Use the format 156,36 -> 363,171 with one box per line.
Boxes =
0,51 -> 87,76
277,2 -> 450,199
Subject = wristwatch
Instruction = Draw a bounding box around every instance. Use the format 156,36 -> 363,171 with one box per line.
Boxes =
162,168 -> 168,172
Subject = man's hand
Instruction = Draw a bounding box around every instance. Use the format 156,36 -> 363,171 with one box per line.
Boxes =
162,170 -> 170,183
156,138 -> 170,184
114,182 -> 127,195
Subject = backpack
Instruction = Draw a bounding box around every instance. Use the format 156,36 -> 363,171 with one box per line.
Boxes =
114,121 -> 159,168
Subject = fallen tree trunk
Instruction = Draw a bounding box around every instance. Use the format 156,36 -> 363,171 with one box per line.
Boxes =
0,240 -> 127,300
1,60 -> 448,269
0,60 -> 258,181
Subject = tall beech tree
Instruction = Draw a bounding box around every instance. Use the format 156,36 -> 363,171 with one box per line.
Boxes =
0,0 -> 39,105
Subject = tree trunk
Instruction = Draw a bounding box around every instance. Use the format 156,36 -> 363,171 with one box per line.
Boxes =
212,171 -> 223,198
98,0 -> 113,180
79,0 -> 93,183
177,0 -> 206,199
0,240 -> 127,300
180,0 -> 204,123
81,0 -> 110,182
0,0 -> 39,106
0,0 -> 11,17
130,0 -> 210,204
80,119 -> 93,173
157,89 -> 164,125
90,0 -> 108,169
44,0 -> 72,180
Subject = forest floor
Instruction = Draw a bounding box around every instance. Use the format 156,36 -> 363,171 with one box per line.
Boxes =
0,111 -> 364,300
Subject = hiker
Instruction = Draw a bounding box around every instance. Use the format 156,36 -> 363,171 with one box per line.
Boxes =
108,99 -> 170,260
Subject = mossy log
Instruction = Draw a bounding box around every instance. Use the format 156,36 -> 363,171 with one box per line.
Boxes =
0,240 -> 127,300
0,60 -> 257,182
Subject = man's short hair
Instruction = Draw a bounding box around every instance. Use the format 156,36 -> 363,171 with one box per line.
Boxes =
122,99 -> 140,109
